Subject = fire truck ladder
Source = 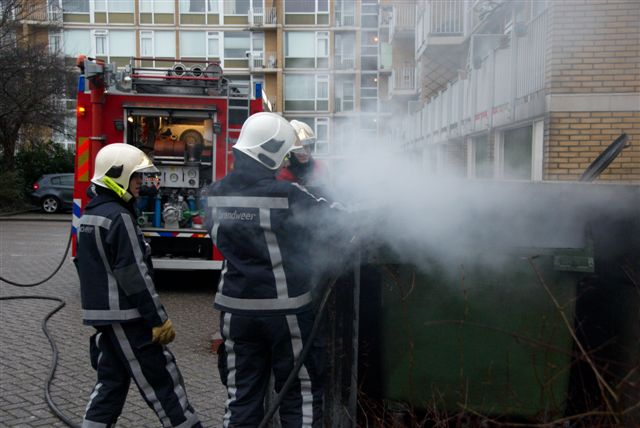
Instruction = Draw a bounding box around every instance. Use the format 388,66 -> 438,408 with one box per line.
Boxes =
225,80 -> 252,173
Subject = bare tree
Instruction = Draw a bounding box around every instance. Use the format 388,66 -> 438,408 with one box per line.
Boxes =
0,0 -> 74,172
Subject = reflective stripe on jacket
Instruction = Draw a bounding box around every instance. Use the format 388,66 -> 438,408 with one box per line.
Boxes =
76,191 -> 168,327
206,154 -> 336,316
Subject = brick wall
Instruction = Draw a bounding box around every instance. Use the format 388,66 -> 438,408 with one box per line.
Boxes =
546,111 -> 640,182
548,0 -> 640,94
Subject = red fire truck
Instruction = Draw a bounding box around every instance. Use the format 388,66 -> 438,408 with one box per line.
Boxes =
72,57 -> 263,270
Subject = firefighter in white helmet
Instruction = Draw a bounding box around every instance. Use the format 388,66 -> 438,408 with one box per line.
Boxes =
278,120 -> 327,187
76,143 -> 202,428
205,112 -> 340,427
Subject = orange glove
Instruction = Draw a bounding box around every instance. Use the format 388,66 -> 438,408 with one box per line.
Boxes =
151,319 -> 176,345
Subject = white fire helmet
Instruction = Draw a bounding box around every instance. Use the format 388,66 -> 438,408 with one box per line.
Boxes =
233,112 -> 302,170
290,120 -> 316,148
91,144 -> 158,199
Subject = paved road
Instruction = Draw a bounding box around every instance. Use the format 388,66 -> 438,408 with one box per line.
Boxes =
0,219 -> 226,427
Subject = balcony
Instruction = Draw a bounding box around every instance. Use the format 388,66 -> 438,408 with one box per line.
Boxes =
416,0 -> 466,58
397,11 -> 549,148
390,3 -> 415,42
249,51 -> 278,72
248,6 -> 277,27
334,12 -> 355,27
389,66 -> 417,97
334,54 -> 355,71
12,3 -> 62,26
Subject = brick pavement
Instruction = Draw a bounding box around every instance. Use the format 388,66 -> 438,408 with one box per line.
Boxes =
0,220 -> 227,427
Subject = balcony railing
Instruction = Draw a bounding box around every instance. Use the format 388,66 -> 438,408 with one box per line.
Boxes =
390,66 -> 416,95
249,6 -> 277,26
426,0 -> 465,35
335,54 -> 355,70
12,3 -> 62,24
416,0 -> 466,56
249,51 -> 277,70
396,11 -> 549,147
390,3 -> 416,40
335,12 -> 355,27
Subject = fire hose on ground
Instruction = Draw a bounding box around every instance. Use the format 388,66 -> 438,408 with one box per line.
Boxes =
0,230 -> 81,428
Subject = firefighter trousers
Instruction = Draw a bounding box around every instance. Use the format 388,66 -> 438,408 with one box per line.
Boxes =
218,311 -> 324,428
82,321 -> 202,428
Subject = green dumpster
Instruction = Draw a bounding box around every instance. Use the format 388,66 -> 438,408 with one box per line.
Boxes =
356,181 -> 640,424
376,248 -> 589,419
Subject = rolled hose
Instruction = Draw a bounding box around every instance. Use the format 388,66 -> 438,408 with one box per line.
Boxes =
0,229 -> 80,428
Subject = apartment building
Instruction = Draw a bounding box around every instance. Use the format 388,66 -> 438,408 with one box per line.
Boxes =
389,0 -> 639,182
34,0 -> 395,162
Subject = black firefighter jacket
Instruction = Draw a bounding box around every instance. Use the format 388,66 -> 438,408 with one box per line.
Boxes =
206,153 -> 340,316
76,190 -> 168,327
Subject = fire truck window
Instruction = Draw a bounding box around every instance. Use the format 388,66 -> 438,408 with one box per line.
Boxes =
229,109 -> 248,126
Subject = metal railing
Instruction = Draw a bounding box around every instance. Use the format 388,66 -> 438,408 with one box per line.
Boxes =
416,0 -> 466,55
249,6 -> 277,26
249,51 -> 277,70
395,10 -> 549,147
335,11 -> 355,27
390,66 -> 416,94
335,54 -> 355,70
426,0 -> 465,35
12,3 -> 62,23
390,3 -> 415,38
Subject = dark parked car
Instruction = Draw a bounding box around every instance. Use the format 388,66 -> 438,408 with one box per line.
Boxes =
31,173 -> 74,213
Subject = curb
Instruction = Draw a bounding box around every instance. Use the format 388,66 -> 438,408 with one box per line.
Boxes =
0,213 -> 72,222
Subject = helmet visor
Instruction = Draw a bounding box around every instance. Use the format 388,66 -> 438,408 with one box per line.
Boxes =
135,164 -> 159,174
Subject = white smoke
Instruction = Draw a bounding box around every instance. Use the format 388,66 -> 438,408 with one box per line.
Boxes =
311,130 -> 640,276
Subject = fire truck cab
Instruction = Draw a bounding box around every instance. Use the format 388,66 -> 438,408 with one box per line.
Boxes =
72,57 -> 263,270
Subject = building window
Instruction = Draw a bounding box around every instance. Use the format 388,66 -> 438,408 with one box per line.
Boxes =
63,29 -> 91,57
91,30 -> 135,63
93,30 -> 108,56
180,31 -> 206,58
207,31 -> 220,58
224,31 -> 251,60
284,0 -> 329,25
316,75 -> 328,110
360,73 -> 378,113
502,126 -> 533,180
360,1 -> 379,28
285,32 -> 329,68
179,0 -> 218,14
94,0 -> 134,13
224,0 -> 250,15
335,33 -> 355,69
142,0 -> 175,13
284,0 -> 327,13
335,0 -> 355,26
49,31 -> 62,54
61,0 -> 89,13
181,0 -> 204,13
285,74 -> 329,112
140,30 -> 176,59
315,117 -> 329,154
140,30 -> 153,57
335,77 -> 355,112
140,0 -> 175,23
473,135 -> 492,178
